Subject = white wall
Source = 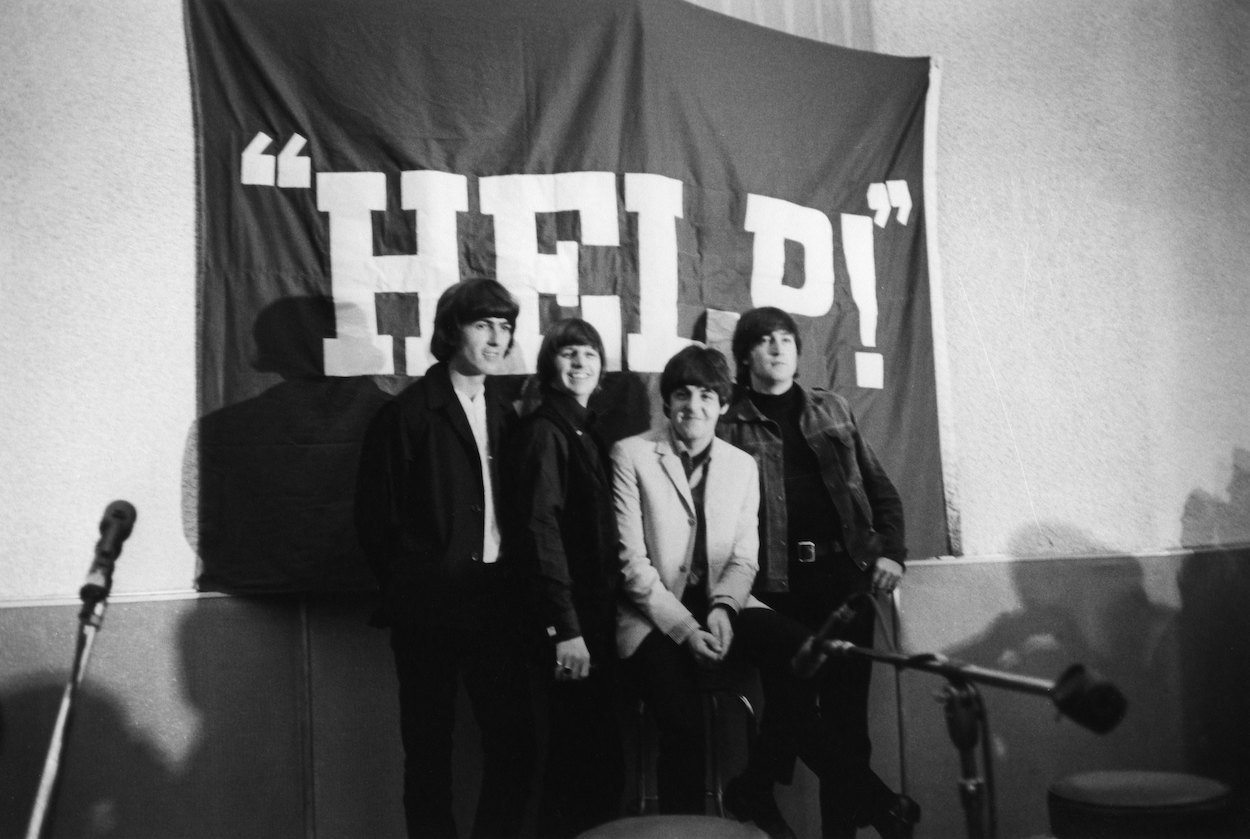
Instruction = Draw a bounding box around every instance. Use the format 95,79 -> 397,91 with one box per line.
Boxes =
1,0 -> 199,599
873,0 -> 1250,559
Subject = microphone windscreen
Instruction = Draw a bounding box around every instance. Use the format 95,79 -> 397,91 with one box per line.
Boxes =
1051,664 -> 1128,734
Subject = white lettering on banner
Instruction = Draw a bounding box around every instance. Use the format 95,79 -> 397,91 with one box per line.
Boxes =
480,172 -> 619,372
867,179 -> 911,227
296,155 -> 907,381
842,213 -> 883,389
317,170 -> 470,375
317,172 -> 395,375
241,133 -> 276,186
624,173 -> 693,370
276,135 -> 312,189
398,170 -> 470,374
241,132 -> 312,188
743,193 -> 835,318
580,295 -> 623,372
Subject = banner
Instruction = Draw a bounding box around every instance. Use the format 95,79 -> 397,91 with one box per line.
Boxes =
186,0 -> 948,592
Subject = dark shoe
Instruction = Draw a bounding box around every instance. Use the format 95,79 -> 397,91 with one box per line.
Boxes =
723,776 -> 798,839
870,793 -> 920,839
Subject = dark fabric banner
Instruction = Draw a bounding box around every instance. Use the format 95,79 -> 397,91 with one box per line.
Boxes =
186,0 -> 947,592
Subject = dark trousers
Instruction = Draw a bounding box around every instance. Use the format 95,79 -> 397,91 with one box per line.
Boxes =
761,579 -> 895,839
624,608 -> 866,818
536,665 -> 625,838
623,630 -> 709,814
389,621 -> 536,839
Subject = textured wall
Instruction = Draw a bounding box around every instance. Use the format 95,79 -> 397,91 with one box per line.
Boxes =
872,1 -> 1250,558
0,0 -> 198,599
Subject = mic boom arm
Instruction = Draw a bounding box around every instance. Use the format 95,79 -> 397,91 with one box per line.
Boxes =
817,641 -> 1127,734
817,640 -> 1127,839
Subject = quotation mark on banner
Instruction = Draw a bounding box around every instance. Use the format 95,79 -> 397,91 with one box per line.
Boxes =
241,132 -> 311,188
866,180 -> 911,227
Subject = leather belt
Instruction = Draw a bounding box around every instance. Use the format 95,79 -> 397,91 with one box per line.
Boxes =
792,539 -> 846,563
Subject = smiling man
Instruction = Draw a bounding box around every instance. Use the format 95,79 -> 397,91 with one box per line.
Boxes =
611,345 -> 761,815
355,279 -> 535,839
613,345 -> 889,836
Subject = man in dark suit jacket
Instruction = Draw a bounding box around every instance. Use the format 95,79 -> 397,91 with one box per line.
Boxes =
355,279 -> 535,839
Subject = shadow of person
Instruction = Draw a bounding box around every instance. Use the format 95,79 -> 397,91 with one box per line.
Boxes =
187,296 -> 393,593
168,596 -> 312,838
0,676 -> 179,839
1177,448 -> 1250,809
950,522 -> 1179,770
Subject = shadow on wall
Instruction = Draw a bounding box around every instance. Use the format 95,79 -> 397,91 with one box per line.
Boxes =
185,295 -> 655,595
1178,448 -> 1250,804
170,596 -> 310,837
0,678 -> 178,839
951,522 -> 1183,773
0,598 -> 312,839
186,296 -> 393,594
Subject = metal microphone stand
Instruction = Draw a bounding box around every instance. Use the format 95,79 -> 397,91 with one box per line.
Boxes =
818,640 -> 1126,839
24,593 -> 110,839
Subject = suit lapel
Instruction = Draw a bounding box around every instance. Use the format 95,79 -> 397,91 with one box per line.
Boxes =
426,363 -> 482,456
655,436 -> 695,518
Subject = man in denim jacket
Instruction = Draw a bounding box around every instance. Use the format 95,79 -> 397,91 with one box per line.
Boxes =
717,306 -> 918,839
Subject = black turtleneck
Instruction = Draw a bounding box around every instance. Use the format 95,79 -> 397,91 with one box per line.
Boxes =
748,386 -> 840,547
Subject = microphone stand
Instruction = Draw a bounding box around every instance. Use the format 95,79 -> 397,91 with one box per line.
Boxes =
24,593 -> 110,839
818,640 -> 1123,839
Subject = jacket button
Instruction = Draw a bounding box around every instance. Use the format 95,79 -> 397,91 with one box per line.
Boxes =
471,504 -> 482,513
471,551 -> 480,562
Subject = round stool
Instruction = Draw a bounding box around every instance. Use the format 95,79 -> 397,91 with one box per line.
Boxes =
576,815 -> 767,838
1048,770 -> 1234,838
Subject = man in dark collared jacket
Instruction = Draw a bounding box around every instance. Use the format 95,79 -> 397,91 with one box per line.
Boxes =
717,307 -> 918,839
355,279 -> 535,839
504,318 -> 623,838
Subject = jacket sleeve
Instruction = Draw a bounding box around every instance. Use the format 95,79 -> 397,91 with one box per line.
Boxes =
611,440 -> 700,645
708,453 -> 760,612
854,426 -> 907,564
511,419 -> 581,641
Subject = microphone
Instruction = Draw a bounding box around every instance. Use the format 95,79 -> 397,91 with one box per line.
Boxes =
1050,663 -> 1128,734
79,501 -> 137,603
791,594 -> 867,678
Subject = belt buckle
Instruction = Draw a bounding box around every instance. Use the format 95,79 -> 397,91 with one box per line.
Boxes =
797,540 -> 816,563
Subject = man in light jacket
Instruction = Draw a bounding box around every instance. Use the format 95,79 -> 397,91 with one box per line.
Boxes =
614,345 -> 861,839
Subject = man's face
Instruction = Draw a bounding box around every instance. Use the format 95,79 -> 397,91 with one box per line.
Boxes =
452,317 -> 513,376
666,385 -> 727,451
746,329 -> 798,391
552,344 -> 602,405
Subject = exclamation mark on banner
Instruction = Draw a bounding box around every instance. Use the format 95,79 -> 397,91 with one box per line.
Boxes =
841,213 -> 883,389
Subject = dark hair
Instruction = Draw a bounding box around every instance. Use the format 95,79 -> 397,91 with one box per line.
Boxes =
535,318 -> 606,392
660,345 -> 734,408
730,306 -> 802,382
429,279 -> 520,362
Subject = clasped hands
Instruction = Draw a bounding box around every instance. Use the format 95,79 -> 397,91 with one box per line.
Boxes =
685,604 -> 734,668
